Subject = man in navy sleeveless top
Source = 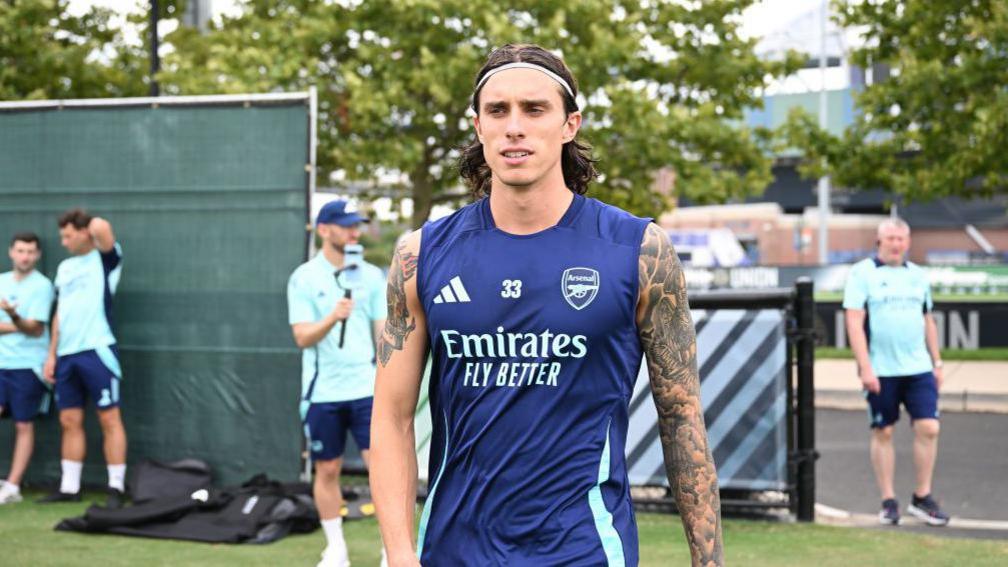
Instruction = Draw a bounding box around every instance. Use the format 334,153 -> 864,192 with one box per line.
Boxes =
371,44 -> 723,567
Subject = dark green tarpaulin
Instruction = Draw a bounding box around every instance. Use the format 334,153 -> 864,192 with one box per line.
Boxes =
0,95 -> 311,486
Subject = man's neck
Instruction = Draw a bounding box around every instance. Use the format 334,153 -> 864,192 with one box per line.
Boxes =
75,242 -> 96,257
321,243 -> 345,268
879,255 -> 905,267
488,180 -> 574,235
12,267 -> 34,282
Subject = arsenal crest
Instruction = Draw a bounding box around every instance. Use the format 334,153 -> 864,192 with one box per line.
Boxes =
562,267 -> 600,310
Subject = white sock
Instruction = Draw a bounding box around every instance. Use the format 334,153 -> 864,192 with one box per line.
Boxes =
60,460 -> 83,494
0,481 -> 18,496
321,517 -> 348,555
107,464 -> 126,492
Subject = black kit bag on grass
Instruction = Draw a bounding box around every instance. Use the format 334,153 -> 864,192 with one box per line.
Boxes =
128,458 -> 213,503
56,474 -> 318,544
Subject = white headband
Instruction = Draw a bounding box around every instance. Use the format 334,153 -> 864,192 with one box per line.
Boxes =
474,62 -> 575,100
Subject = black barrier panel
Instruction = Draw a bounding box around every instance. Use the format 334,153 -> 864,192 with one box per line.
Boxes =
816,301 -> 1008,349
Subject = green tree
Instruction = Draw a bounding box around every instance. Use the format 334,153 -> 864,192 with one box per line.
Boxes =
785,0 -> 1008,201
162,0 -> 799,227
0,0 -> 147,100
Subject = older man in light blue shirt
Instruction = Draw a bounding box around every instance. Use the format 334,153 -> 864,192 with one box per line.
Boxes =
844,217 -> 949,527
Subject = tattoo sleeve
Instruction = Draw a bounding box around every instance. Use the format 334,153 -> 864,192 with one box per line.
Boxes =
638,223 -> 724,566
377,241 -> 418,367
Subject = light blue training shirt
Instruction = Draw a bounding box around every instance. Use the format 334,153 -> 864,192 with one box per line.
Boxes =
287,252 -> 388,405
843,257 -> 934,377
0,270 -> 54,371
54,243 -> 122,358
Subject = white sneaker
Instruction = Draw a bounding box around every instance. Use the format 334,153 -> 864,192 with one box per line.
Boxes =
317,547 -> 351,567
0,483 -> 22,504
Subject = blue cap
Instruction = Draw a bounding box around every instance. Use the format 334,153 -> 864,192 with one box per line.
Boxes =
316,200 -> 370,227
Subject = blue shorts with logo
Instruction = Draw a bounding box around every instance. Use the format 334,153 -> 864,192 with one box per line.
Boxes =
303,397 -> 373,461
0,369 -> 51,422
865,371 -> 939,428
55,346 -> 122,411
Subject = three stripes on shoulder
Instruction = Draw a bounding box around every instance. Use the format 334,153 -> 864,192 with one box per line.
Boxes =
433,276 -> 471,304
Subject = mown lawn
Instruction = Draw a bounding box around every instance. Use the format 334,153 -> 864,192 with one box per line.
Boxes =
2,491 -> 1006,566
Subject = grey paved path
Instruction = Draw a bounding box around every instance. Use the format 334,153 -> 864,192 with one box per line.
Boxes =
815,359 -> 1008,413
815,408 -> 1008,539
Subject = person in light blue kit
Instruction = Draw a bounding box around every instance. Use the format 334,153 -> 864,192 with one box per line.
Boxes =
844,217 -> 949,526
0,233 -> 55,504
370,45 -> 722,567
288,199 -> 388,567
39,209 -> 128,508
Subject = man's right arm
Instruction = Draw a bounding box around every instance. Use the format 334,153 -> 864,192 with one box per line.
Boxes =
843,267 -> 878,393
88,216 -> 117,253
287,270 -> 353,349
43,311 -> 59,383
290,302 -> 352,349
845,309 -> 878,393
371,231 -> 427,567
0,300 -> 45,337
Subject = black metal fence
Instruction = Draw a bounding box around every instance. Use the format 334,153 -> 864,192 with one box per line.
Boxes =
687,278 -> 817,521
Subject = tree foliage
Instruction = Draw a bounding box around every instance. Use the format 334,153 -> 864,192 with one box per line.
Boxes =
785,0 -> 1008,201
161,0 -> 798,227
0,0 -> 147,100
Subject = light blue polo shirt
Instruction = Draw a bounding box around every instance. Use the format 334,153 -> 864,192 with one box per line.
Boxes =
843,257 -> 933,377
287,253 -> 387,404
0,270 -> 54,371
54,243 -> 122,357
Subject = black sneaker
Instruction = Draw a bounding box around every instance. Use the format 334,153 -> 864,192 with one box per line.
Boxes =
879,498 -> 900,525
907,493 -> 950,526
105,488 -> 127,509
37,490 -> 82,504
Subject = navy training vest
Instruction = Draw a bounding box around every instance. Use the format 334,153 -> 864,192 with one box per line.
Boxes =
417,193 -> 651,566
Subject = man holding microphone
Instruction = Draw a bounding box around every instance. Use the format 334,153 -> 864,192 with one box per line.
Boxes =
287,200 -> 388,567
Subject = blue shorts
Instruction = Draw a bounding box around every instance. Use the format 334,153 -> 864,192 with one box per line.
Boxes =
55,346 -> 122,411
865,371 -> 939,428
0,369 -> 51,422
303,397 -> 373,461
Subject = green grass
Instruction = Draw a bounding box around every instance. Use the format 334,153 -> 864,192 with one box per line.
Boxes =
817,347 -> 1008,361
815,291 -> 1008,302
3,491 -> 1007,566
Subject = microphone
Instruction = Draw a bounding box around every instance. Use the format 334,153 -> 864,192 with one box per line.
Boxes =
335,244 -> 364,348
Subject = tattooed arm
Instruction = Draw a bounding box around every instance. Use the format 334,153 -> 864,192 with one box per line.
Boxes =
371,230 -> 428,567
637,222 -> 724,566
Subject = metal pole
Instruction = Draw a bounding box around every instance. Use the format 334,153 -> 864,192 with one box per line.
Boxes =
786,295 -> 797,518
306,85 -> 318,261
795,277 -> 817,521
150,0 -> 160,97
817,0 -> 830,265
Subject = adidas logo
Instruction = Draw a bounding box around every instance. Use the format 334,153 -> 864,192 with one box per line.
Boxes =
433,276 -> 471,304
